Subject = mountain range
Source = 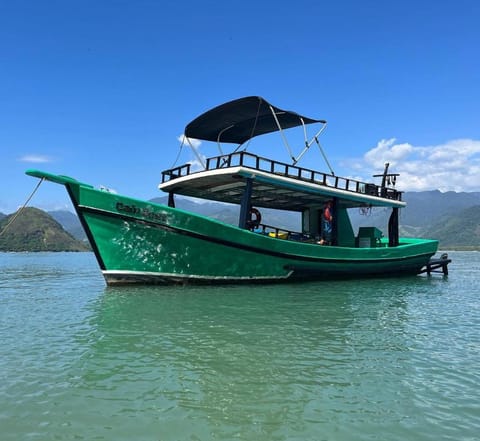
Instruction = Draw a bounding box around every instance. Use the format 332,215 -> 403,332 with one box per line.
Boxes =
0,190 -> 479,251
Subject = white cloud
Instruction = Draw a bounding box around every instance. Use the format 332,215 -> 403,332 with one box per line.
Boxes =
357,138 -> 480,192
177,134 -> 202,150
187,157 -> 207,172
18,154 -> 53,163
177,134 -> 205,171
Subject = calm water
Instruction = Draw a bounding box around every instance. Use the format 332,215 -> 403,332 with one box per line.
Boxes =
0,252 -> 478,441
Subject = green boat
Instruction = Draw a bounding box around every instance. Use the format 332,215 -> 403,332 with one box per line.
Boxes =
26,96 -> 448,285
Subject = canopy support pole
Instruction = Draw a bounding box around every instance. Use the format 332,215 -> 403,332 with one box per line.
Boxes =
238,178 -> 253,229
388,208 -> 399,247
315,136 -> 335,176
293,121 -> 328,165
269,105 -> 296,162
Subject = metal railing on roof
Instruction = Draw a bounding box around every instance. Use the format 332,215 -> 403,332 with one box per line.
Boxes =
161,151 -> 402,201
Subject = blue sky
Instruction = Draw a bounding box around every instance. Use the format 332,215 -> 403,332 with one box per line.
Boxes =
1,0 -> 479,214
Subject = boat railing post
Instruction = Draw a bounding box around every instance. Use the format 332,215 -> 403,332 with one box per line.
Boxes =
331,198 -> 338,246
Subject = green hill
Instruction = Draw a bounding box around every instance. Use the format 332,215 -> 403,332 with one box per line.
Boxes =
423,205 -> 480,249
0,207 -> 89,252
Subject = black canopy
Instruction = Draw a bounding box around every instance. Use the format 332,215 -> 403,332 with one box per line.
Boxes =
184,96 -> 325,144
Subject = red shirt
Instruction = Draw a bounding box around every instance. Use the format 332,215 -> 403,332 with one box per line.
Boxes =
324,205 -> 333,222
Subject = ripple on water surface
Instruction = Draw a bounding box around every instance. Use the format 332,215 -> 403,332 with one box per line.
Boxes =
0,251 -> 478,440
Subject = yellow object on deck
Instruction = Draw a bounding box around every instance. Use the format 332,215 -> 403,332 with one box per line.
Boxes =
269,232 -> 288,239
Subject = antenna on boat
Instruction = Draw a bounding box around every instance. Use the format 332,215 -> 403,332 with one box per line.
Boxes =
373,163 -> 400,197
373,163 -> 400,186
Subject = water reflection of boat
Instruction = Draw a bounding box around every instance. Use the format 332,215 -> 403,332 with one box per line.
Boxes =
27,96 -> 448,285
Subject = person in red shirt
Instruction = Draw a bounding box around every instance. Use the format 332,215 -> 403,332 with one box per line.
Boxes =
320,200 -> 333,245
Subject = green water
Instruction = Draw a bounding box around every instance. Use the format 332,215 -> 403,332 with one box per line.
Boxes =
0,252 -> 478,440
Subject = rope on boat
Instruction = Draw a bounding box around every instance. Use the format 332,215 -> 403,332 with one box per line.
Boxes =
0,177 -> 45,237
170,136 -> 186,169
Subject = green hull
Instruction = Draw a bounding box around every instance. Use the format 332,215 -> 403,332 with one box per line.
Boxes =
27,170 -> 439,285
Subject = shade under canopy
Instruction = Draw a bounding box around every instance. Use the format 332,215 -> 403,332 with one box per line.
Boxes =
184,96 -> 326,145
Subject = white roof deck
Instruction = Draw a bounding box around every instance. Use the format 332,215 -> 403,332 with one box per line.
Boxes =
159,153 -> 406,211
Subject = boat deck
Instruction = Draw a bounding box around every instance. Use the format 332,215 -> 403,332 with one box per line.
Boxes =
160,151 -> 404,211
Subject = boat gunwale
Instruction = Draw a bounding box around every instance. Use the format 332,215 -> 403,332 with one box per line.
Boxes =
77,200 -> 437,264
